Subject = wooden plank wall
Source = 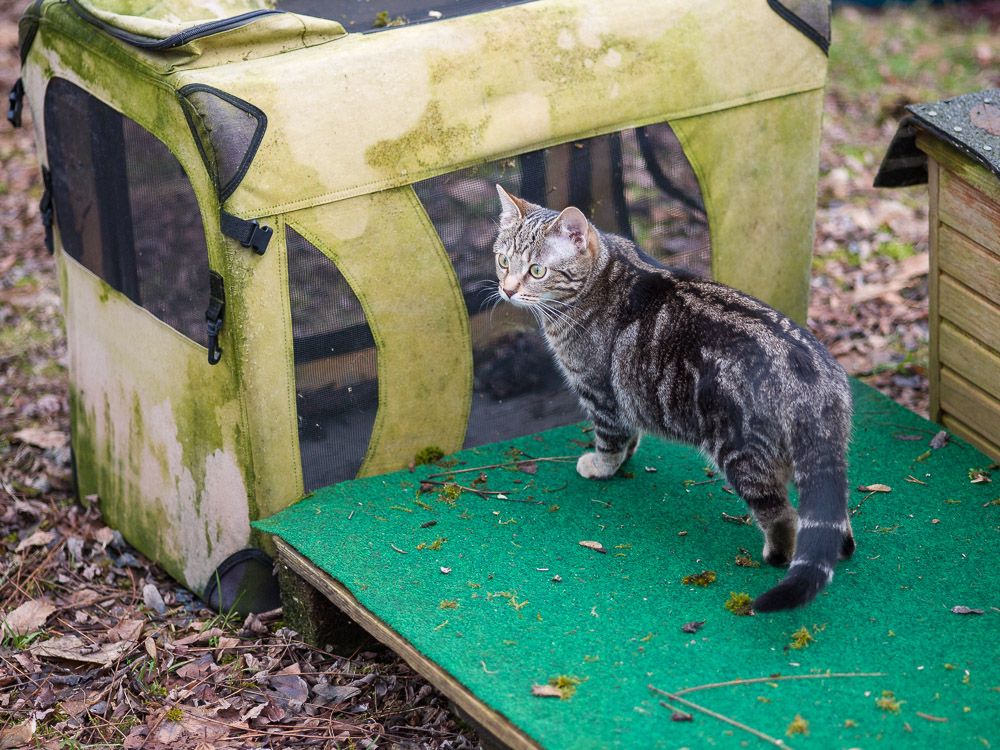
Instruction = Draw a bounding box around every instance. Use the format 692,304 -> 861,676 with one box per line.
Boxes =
917,135 -> 1000,460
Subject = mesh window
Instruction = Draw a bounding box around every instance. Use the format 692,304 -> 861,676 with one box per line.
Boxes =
44,78 -> 209,342
179,85 -> 267,202
414,123 -> 709,448
286,227 -> 378,491
275,0 -> 535,31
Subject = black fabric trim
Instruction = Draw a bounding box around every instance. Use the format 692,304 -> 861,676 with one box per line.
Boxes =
178,84 -> 267,203
67,0 -> 283,49
18,0 -> 45,65
767,0 -> 829,55
608,130 -> 633,240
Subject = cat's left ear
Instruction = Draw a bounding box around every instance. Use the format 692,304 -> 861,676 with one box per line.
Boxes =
548,206 -> 595,257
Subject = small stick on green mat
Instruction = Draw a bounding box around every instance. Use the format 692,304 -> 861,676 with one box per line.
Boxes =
420,479 -> 545,505
648,686 -> 788,749
426,456 -> 577,478
671,672 -> 887,696
419,479 -> 506,498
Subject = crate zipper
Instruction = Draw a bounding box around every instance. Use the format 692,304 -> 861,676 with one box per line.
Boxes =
66,0 -> 284,50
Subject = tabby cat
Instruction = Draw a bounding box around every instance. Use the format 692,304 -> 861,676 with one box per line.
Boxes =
492,185 -> 854,612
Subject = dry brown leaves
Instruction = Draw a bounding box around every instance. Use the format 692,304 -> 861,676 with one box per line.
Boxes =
0,499 -> 480,749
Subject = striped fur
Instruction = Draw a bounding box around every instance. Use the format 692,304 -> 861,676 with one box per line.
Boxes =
492,186 -> 855,612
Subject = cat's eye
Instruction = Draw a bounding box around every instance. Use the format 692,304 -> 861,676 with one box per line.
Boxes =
497,254 -> 509,269
529,264 -> 546,278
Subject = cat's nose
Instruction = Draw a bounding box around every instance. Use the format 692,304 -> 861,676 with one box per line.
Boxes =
502,284 -> 518,299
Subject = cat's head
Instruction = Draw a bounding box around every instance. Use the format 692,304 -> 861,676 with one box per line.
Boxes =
492,184 -> 598,308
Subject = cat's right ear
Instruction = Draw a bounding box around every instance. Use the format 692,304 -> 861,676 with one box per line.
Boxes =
496,184 -> 525,228
548,206 -> 595,258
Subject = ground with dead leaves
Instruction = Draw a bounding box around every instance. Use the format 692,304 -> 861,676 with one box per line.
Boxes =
1,497 -> 479,749
3,3 -> 1000,748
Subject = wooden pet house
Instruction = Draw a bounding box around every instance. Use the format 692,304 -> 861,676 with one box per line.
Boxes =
877,89 -> 1000,461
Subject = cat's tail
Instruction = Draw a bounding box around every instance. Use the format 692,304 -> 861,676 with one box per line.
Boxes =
752,449 -> 853,613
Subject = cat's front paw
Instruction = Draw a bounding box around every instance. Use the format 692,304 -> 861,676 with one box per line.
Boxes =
577,452 -> 619,479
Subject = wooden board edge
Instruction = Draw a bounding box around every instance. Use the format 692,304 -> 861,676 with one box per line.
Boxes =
928,156 -> 941,423
917,132 -> 1000,205
273,537 -> 545,750
939,369 -> 1000,462
940,414 -> 1000,463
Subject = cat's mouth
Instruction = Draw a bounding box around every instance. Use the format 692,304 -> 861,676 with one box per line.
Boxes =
500,286 -> 528,306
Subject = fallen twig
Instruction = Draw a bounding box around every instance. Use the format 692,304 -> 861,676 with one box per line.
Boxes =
685,478 -> 722,487
648,686 -> 787,748
426,456 -> 576,479
419,479 -> 506,499
671,672 -> 887,696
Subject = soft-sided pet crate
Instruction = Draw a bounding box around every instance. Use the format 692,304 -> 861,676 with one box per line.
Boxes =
12,0 -> 831,609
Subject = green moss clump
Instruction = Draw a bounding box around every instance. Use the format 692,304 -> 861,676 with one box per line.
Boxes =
876,690 -> 903,714
789,626 -> 816,649
725,591 -> 754,616
681,570 -> 717,587
165,706 -> 183,722
372,11 -> 407,28
548,674 -> 582,700
786,714 -> 809,736
415,446 -> 445,465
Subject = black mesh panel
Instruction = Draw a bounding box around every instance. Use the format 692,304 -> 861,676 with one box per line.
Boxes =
414,123 -> 709,449
44,78 -> 208,342
179,85 -> 266,201
286,227 -> 378,491
276,0 -> 535,30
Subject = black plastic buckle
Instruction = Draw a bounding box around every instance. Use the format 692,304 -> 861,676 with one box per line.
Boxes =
40,166 -> 53,253
206,271 -> 226,365
7,78 -> 24,128
206,315 -> 224,365
242,219 -> 272,256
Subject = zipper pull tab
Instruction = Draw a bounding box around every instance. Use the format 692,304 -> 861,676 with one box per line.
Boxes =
205,271 -> 226,365
7,78 -> 24,128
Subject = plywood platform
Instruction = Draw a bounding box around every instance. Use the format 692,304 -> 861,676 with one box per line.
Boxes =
255,381 -> 1000,749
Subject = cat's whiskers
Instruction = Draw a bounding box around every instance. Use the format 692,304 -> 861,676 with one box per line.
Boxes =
536,299 -> 585,333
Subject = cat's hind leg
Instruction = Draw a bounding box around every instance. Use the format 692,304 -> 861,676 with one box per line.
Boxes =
721,452 -> 797,567
577,425 -> 640,479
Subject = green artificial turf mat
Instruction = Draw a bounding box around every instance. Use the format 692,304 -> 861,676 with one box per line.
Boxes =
255,380 -> 1000,749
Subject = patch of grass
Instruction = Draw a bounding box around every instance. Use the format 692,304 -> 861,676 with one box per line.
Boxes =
876,240 -> 917,261
1,622 -> 46,649
830,4 -> 1000,133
